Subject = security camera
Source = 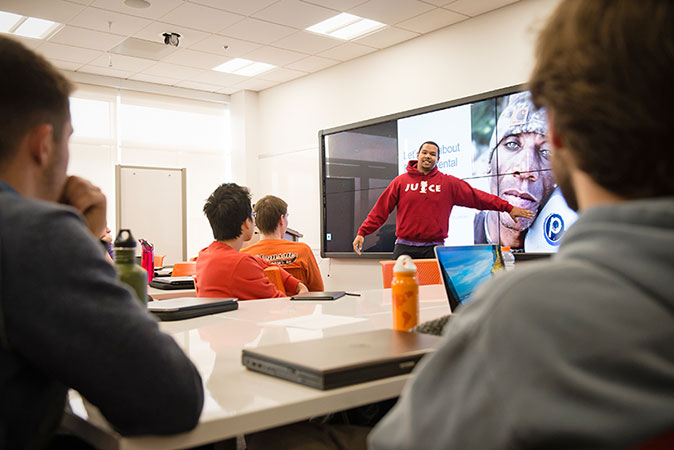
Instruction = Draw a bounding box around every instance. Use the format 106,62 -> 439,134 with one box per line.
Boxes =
162,32 -> 180,47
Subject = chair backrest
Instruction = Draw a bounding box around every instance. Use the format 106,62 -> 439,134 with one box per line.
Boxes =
171,261 -> 196,277
153,254 -> 166,268
380,258 -> 441,288
263,266 -> 286,295
283,266 -> 308,286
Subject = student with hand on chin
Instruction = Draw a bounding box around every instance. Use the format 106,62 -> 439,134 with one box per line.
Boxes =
0,35 -> 203,449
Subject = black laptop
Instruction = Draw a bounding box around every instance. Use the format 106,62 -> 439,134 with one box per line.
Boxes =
242,329 -> 440,390
149,276 -> 195,290
434,244 -> 503,311
290,291 -> 346,301
148,297 -> 237,321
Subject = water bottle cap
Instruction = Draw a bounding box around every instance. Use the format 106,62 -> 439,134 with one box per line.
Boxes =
393,254 -> 417,273
114,229 -> 137,248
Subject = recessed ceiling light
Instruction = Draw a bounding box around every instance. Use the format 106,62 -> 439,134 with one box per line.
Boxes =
0,11 -> 22,33
307,13 -> 385,40
235,62 -> 275,77
330,18 -> 384,40
213,58 -> 275,77
307,13 -> 359,35
124,0 -> 151,9
13,17 -> 61,39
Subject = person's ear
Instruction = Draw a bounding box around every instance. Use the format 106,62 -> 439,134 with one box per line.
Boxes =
242,216 -> 253,233
27,124 -> 54,167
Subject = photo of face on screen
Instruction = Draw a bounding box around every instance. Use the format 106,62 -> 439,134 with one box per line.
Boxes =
396,91 -> 577,252
320,88 -> 579,256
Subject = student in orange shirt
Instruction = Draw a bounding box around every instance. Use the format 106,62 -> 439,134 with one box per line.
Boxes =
242,195 -> 324,292
196,184 -> 308,300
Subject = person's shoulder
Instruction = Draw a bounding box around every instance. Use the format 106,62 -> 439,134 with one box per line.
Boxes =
1,193 -> 78,222
233,253 -> 270,281
0,194 -> 88,242
296,242 -> 317,258
238,251 -> 265,267
240,241 -> 262,254
465,258 -> 597,332
436,171 -> 461,182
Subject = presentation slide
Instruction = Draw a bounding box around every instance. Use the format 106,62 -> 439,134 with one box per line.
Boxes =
397,103 -> 491,246
319,87 -> 580,256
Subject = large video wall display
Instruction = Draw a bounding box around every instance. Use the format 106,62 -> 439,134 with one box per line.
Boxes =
320,87 -> 578,258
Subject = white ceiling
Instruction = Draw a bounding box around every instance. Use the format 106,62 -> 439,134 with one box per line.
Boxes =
2,0 -> 520,95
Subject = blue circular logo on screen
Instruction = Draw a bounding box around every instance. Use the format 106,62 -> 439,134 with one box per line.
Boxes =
543,213 -> 565,246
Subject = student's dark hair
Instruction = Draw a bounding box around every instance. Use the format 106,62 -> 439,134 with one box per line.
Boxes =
418,141 -> 440,153
254,195 -> 288,235
529,0 -> 674,197
203,183 -> 252,241
0,36 -> 73,170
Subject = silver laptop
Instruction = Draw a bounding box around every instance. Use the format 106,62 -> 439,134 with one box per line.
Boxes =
242,329 -> 440,390
434,244 -> 503,312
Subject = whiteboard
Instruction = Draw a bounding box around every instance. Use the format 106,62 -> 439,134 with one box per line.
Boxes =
116,165 -> 186,265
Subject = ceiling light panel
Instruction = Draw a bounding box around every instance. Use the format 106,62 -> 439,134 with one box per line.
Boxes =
14,17 -> 60,39
330,19 -> 384,40
213,58 -> 252,73
306,13 -> 358,34
212,58 -> 275,77
306,13 -> 384,40
0,11 -> 22,32
235,61 -> 275,77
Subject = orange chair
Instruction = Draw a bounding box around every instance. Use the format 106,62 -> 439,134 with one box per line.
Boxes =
283,266 -> 308,286
153,254 -> 166,268
171,261 -> 196,277
263,266 -> 286,295
380,258 -> 442,288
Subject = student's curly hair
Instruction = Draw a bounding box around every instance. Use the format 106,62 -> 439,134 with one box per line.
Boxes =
203,183 -> 252,241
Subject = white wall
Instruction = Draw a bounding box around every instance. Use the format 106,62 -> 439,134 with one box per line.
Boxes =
235,0 -> 560,290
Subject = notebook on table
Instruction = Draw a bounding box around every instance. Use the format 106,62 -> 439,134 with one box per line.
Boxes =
434,244 -> 503,312
149,276 -> 195,290
241,329 -> 440,390
148,297 -> 237,321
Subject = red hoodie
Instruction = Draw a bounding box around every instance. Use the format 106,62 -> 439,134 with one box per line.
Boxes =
357,160 -> 513,243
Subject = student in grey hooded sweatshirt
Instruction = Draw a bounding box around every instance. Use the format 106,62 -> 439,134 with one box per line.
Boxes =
369,0 -> 674,448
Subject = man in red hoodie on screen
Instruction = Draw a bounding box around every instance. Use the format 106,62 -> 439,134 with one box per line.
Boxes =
352,141 -> 535,259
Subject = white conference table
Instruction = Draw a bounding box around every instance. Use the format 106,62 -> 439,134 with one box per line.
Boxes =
63,285 -> 451,450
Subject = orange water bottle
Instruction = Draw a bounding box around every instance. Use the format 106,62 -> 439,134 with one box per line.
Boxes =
391,255 -> 419,331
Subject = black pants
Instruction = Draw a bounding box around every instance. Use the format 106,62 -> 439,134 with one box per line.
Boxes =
392,243 -> 437,260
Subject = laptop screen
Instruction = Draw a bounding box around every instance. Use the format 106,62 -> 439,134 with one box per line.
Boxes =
434,244 -> 502,311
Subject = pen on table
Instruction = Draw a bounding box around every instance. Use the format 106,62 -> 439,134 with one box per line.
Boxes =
345,292 -> 361,297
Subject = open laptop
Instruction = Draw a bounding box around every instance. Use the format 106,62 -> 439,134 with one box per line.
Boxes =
242,329 -> 440,390
434,244 -> 503,312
